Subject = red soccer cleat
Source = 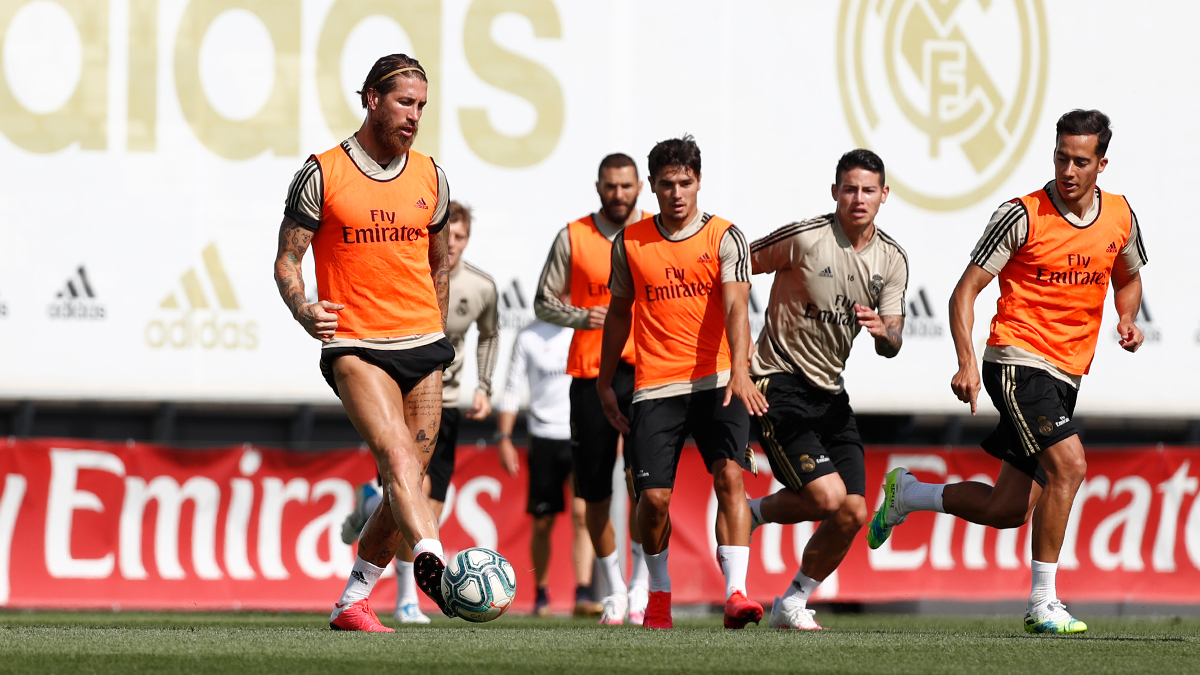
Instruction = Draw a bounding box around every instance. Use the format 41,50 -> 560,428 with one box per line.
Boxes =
642,591 -> 673,630
329,599 -> 394,632
723,590 -> 763,629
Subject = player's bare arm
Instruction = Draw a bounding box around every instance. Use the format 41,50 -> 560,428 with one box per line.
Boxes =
1112,267 -> 1145,353
854,305 -> 904,358
948,263 -> 996,415
495,410 -> 519,477
273,215 -> 343,341
721,281 -> 768,415
429,222 -> 450,329
597,294 -> 634,434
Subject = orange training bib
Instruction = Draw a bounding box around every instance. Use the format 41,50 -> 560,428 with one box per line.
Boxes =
623,215 -> 732,391
988,188 -> 1134,375
566,214 -> 636,378
311,147 -> 444,340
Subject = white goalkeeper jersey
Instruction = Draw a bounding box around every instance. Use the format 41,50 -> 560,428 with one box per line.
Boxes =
499,320 -> 572,440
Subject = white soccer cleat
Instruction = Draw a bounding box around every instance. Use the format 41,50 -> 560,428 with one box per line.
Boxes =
768,597 -> 823,630
1024,600 -> 1087,634
598,593 -> 628,626
627,586 -> 648,625
340,482 -> 380,545
394,602 -> 432,624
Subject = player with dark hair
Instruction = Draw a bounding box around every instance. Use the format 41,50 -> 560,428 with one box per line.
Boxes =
746,148 -> 908,630
273,53 -> 455,631
599,135 -> 768,630
868,109 -> 1149,634
534,153 -> 652,624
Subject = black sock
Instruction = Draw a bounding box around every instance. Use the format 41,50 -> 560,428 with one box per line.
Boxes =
536,587 -> 549,603
575,584 -> 593,603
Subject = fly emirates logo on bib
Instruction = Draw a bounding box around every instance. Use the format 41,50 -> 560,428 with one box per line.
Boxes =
144,243 -> 258,351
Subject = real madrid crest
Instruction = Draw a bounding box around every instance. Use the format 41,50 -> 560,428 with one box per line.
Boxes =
837,0 -> 1048,211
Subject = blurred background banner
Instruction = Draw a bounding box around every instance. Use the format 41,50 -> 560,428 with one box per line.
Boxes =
0,0 -> 1194,414
2,441 -> 1198,611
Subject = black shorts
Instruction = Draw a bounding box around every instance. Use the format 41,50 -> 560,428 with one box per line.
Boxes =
981,361 -> 1079,488
319,338 -> 455,397
569,361 -> 635,503
527,436 -> 574,516
750,372 -> 866,496
427,408 -> 460,502
626,387 -> 753,495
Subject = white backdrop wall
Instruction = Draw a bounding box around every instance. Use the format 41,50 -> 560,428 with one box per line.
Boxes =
0,0 -> 1193,415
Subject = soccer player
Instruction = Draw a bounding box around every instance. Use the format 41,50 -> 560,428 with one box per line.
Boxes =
339,201 -> 499,624
867,110 -> 1148,634
534,153 -> 652,624
745,149 -> 908,630
273,54 -> 455,631
599,135 -> 769,630
495,317 -> 597,617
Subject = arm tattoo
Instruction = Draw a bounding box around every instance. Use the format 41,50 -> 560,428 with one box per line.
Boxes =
876,315 -> 905,358
273,216 -> 313,318
429,225 -> 450,330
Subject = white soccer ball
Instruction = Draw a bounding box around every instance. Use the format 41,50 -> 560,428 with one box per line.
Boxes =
440,547 -> 517,622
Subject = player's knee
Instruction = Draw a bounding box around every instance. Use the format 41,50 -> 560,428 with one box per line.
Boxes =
532,514 -> 555,535
639,489 -> 671,515
711,460 -> 745,496
834,497 -> 868,533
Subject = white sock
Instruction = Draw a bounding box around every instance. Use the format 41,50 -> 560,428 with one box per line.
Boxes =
412,538 -> 445,563
645,549 -> 671,593
903,482 -> 945,513
747,497 -> 766,526
395,560 -> 419,608
1029,560 -> 1058,609
629,542 -> 649,590
599,552 -> 627,597
781,570 -> 821,609
717,545 -> 750,598
333,557 -> 386,617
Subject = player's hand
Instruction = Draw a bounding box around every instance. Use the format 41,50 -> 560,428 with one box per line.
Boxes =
296,301 -> 343,342
1117,320 -> 1144,353
467,390 -> 492,420
854,303 -> 885,337
950,364 -> 981,415
497,437 -> 519,477
725,371 -> 768,416
587,305 -> 609,330
597,382 -> 630,434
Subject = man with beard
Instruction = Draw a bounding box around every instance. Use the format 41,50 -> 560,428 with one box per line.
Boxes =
533,154 -> 652,624
273,54 -> 455,631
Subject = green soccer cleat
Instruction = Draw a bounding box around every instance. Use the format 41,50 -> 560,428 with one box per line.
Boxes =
866,467 -> 913,549
1024,600 -> 1088,634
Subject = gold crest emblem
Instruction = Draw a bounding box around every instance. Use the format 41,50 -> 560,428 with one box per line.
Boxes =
799,454 -> 817,473
837,0 -> 1048,210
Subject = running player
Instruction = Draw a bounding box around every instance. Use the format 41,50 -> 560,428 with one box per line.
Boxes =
599,135 -> 769,630
338,201 -> 499,624
746,149 -> 908,630
495,317 -> 597,617
534,153 -> 652,624
273,54 -> 455,631
867,110 -> 1148,634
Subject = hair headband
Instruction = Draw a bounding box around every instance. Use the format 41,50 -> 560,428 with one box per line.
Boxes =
374,66 -> 425,87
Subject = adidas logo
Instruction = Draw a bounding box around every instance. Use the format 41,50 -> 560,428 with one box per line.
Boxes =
414,197 -> 429,210
697,252 -> 714,263
145,243 -> 259,350
1106,241 -> 1118,253
818,266 -> 833,278
48,265 -> 105,320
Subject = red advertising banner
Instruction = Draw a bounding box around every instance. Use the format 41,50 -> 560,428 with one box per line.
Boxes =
1,439 -> 1198,613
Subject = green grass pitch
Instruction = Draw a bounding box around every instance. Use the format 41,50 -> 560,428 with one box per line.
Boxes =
1,610 -> 1198,674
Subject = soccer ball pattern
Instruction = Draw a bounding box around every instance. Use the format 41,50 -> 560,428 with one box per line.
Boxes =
440,547 -> 517,622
